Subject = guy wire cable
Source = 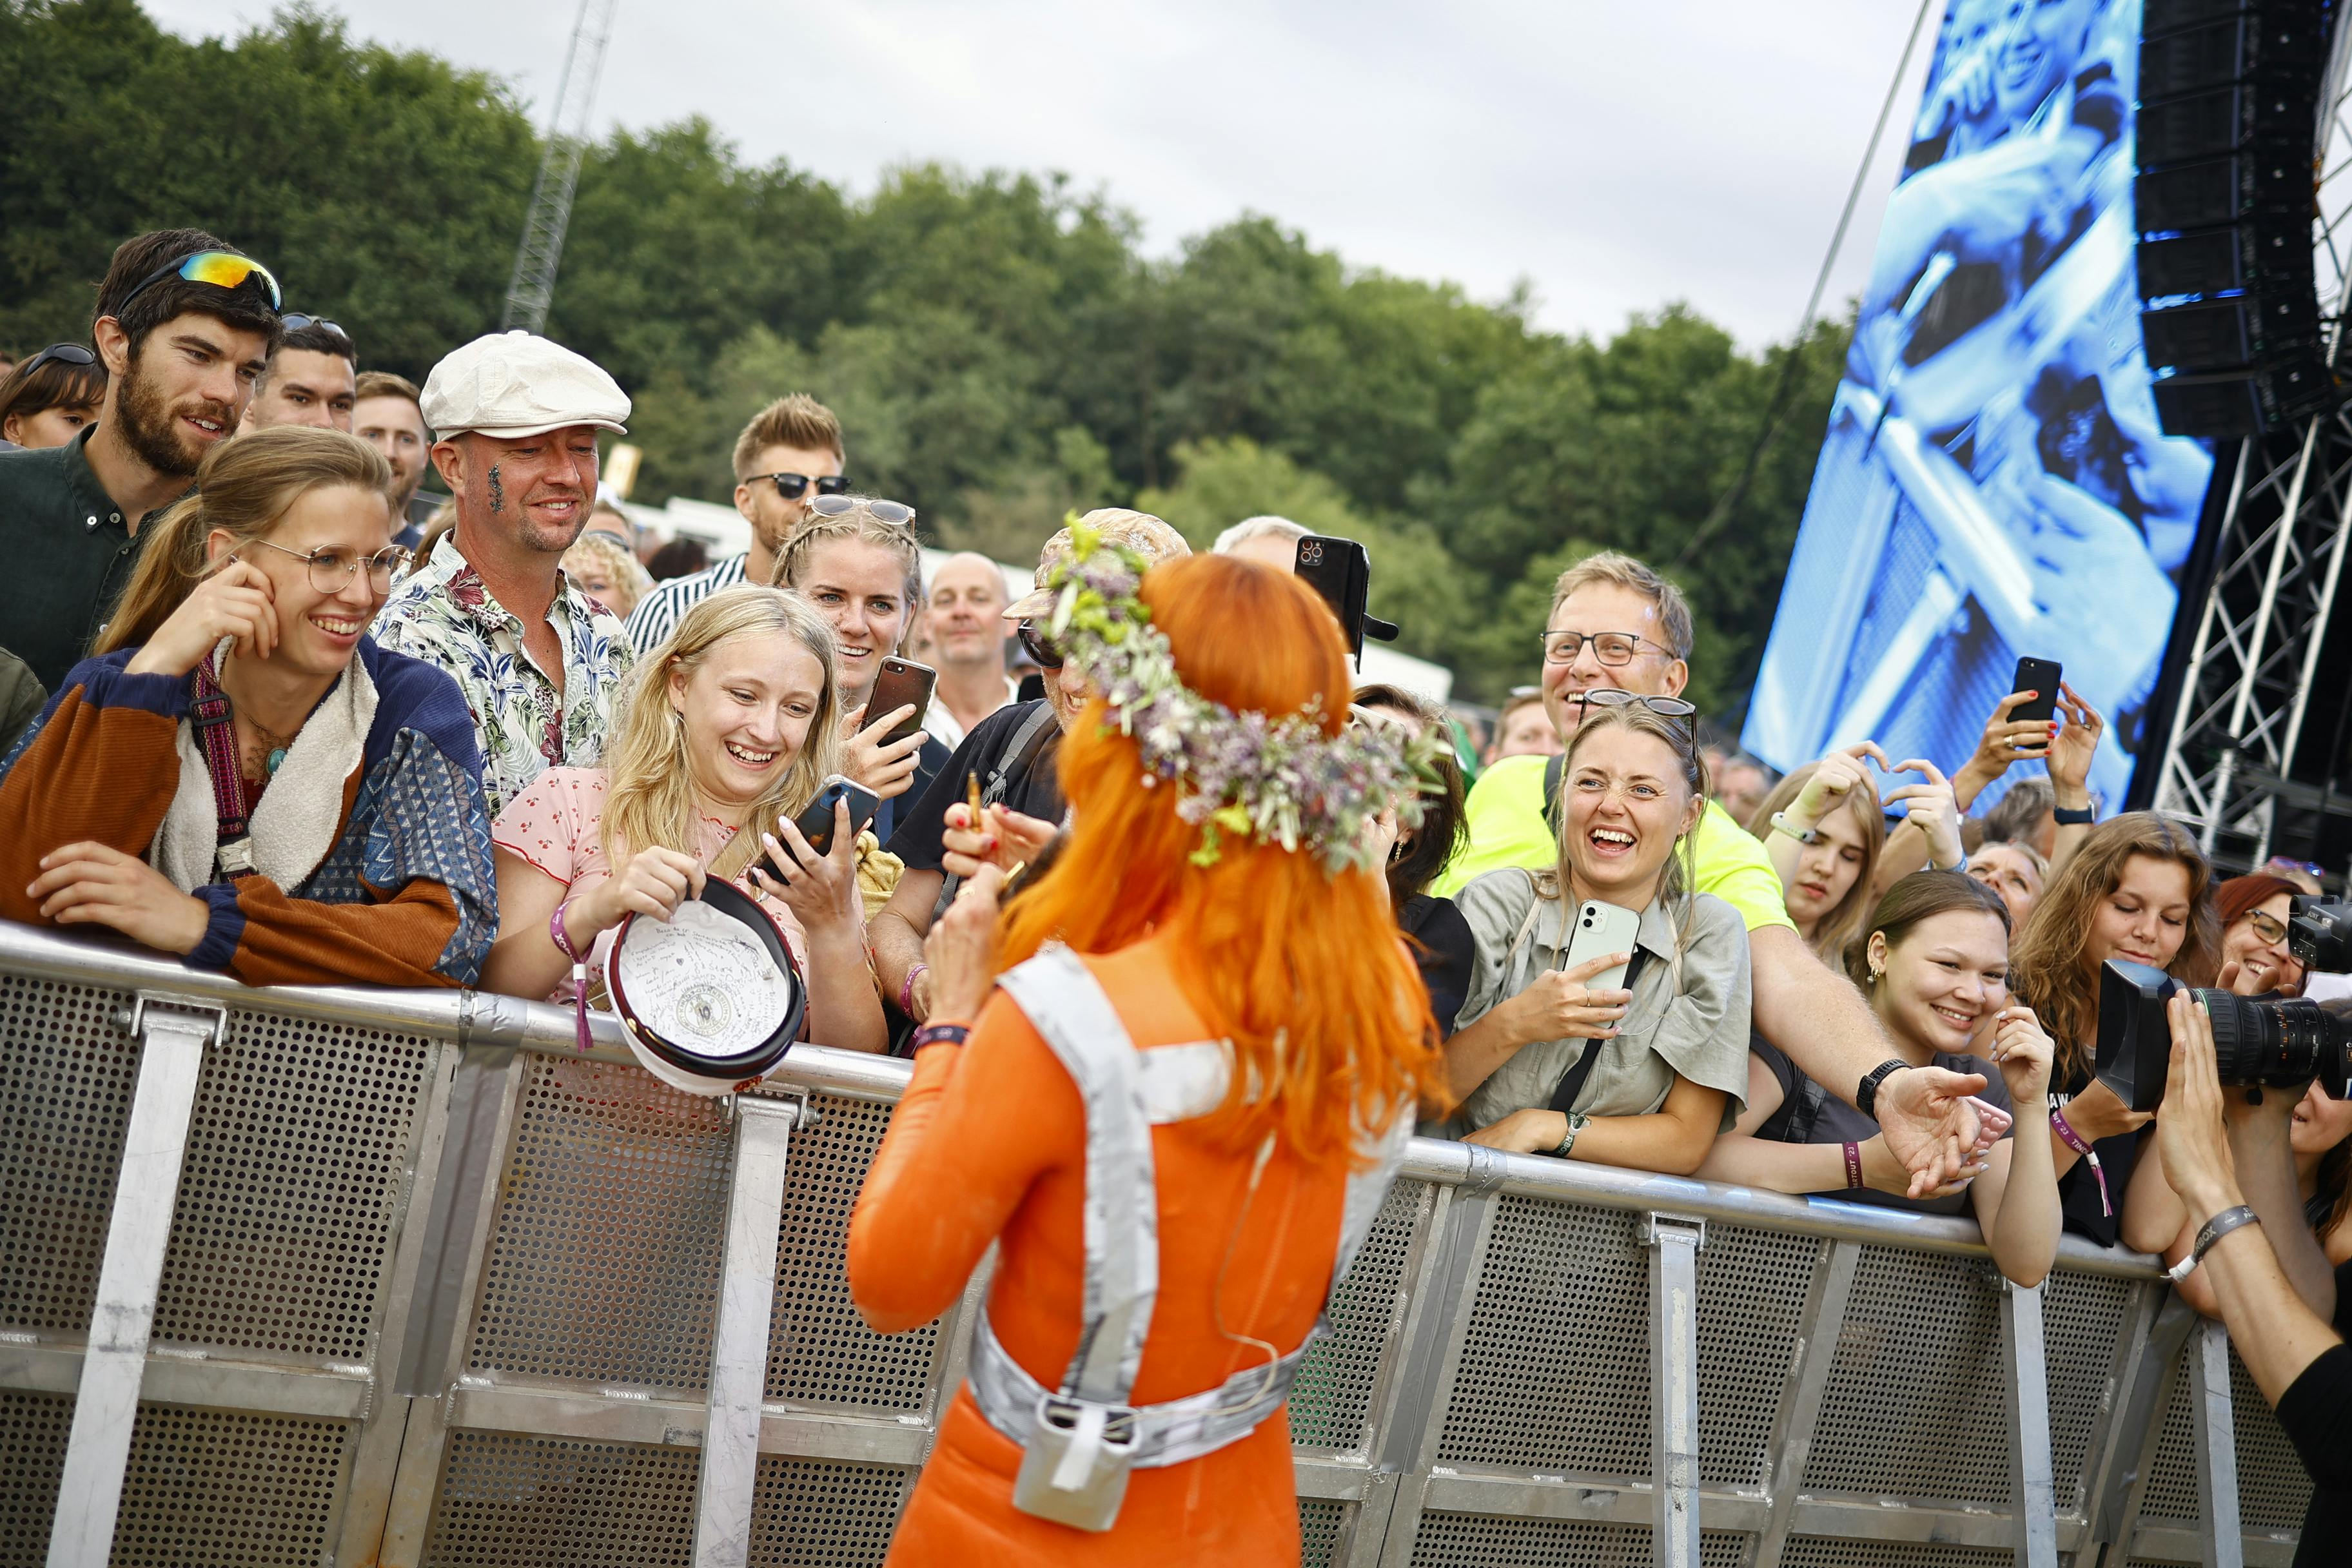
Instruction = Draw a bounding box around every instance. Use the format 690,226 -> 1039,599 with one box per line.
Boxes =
1673,0 -> 1937,571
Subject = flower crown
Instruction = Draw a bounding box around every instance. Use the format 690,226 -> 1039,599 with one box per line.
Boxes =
1041,520 -> 1449,873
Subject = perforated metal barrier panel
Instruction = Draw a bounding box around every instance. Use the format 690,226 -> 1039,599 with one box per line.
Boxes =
0,930 -> 2315,1568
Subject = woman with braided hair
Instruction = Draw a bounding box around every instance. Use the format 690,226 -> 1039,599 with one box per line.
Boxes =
848,540 -> 1446,1562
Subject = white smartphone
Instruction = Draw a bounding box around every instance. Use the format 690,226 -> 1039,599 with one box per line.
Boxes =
1562,900 -> 1642,992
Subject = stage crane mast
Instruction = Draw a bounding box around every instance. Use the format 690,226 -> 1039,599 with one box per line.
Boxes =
501,0 -> 619,333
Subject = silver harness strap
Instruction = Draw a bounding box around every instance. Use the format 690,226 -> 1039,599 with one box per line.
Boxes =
974,947 -> 1409,1531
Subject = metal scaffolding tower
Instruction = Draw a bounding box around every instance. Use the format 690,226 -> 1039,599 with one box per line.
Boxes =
2152,15 -> 2352,869
500,0 -> 620,334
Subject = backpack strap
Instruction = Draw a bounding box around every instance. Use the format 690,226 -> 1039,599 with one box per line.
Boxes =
934,701 -> 1060,920
188,655 -> 257,881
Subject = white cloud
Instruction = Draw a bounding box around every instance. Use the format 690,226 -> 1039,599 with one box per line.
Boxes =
142,0 -> 1937,346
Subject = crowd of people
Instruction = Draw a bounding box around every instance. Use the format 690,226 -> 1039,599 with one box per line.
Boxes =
0,226 -> 2344,1562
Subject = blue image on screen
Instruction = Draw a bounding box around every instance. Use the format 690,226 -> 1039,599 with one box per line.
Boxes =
1743,0 -> 2215,816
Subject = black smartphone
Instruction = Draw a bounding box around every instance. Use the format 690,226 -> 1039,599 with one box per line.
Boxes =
1293,534 -> 1398,666
866,656 -> 937,747
782,773 -> 881,861
2011,656 -> 2062,753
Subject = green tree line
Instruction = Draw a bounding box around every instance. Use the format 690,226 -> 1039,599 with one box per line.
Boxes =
0,0 -> 1849,708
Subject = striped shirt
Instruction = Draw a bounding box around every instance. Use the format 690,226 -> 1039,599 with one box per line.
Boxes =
624,553 -> 749,654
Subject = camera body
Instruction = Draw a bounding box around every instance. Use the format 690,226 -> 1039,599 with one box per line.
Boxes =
2288,894 -> 2352,973
2094,959 -> 2352,1112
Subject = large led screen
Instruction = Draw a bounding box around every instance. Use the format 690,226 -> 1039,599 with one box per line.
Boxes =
1743,0 -> 2215,813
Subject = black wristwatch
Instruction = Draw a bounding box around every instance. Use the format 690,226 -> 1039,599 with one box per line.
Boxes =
1855,1058 -> 1914,1121
2052,804 -> 2095,825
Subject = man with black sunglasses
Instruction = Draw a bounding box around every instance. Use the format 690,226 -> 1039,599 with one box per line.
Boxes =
0,227 -> 281,692
625,393 -> 846,653
240,315 -> 357,433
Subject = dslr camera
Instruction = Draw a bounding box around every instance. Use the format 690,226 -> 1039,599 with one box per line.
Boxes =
2095,956 -> 2352,1115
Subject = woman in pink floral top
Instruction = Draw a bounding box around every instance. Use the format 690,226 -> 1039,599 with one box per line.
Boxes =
480,587 -> 887,1053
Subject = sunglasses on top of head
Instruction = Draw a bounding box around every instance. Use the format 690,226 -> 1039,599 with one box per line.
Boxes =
116,251 -> 283,316
280,313 -> 351,342
1571,688 -> 1697,734
807,494 -> 914,527
763,471 -> 852,501
16,343 -> 97,377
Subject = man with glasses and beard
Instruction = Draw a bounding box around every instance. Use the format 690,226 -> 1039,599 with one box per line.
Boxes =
0,228 -> 281,692
625,393 -> 847,653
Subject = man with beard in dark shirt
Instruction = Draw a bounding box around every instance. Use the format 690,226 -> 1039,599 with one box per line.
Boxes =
0,228 -> 281,690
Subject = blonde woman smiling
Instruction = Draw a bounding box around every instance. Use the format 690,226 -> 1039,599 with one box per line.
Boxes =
481,586 -> 885,1052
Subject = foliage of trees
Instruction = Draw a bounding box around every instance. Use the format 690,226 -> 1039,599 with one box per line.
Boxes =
0,0 -> 1849,707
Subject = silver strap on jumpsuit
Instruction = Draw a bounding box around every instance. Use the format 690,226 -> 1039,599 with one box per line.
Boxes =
970,946 -> 1409,1531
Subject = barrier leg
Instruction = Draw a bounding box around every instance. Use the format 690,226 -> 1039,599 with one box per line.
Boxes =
1642,1213 -> 1705,1568
2189,1317 -> 2244,1568
691,1093 -> 803,1568
1753,1240 -> 1859,1568
45,995 -> 224,1568
2000,1278 -> 2059,1568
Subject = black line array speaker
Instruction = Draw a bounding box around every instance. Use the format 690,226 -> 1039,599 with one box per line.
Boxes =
2135,0 -> 2337,436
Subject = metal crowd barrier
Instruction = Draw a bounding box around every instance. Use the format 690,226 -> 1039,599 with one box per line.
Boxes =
0,920 -> 2314,1568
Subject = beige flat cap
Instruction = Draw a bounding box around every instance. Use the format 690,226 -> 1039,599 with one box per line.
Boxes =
1004,509 -> 1191,621
421,329 -> 630,439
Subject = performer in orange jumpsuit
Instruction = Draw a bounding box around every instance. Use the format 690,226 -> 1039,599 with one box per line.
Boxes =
848,543 -> 1446,1564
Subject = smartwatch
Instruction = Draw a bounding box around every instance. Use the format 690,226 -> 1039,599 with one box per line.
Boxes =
2053,805 -> 2096,825
1855,1058 -> 1914,1121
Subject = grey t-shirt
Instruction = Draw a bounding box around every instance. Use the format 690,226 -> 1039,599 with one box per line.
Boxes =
1751,1039 -> 2014,1217
1444,868 -> 1753,1138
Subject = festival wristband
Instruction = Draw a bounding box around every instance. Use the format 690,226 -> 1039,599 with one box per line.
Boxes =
1843,1141 -> 1865,1191
2167,1205 -> 2260,1283
549,901 -> 592,1055
899,963 -> 929,1019
910,1021 -> 970,1052
2050,1107 -> 2110,1216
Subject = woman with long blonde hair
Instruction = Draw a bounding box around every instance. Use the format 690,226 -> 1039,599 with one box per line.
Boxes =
480,585 -> 885,1053
2009,812 -> 2219,1245
847,545 -> 1442,1563
0,426 -> 493,988
1745,756 -> 1888,964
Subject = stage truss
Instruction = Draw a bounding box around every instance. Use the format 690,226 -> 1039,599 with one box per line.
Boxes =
2152,12 -> 2352,870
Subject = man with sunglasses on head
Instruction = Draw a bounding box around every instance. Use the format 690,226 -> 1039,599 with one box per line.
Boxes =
1433,550 -> 1997,1197
371,330 -> 634,817
0,228 -> 282,694
239,315 -> 357,433
624,393 -> 846,654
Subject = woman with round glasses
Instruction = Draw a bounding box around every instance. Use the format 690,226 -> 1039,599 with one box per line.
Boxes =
0,426 -> 496,988
0,344 -> 107,451
2213,873 -> 2309,996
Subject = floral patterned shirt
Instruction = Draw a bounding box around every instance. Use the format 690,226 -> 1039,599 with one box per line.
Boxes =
371,532 -> 636,818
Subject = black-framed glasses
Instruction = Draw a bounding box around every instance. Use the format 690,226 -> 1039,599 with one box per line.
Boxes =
1541,629 -> 1671,666
763,471 -> 851,501
242,538 -> 412,593
17,343 -> 97,377
808,494 -> 914,527
2247,909 -> 2291,946
1571,688 -> 1697,733
280,313 -> 350,342
1015,620 -> 1064,670
117,250 -> 282,315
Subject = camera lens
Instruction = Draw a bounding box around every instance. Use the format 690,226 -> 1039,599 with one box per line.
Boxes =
2192,989 -> 2352,1093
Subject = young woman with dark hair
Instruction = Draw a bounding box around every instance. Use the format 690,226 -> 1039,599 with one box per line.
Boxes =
1699,871 -> 2063,1286
2010,812 -> 2220,1244
1355,681 -> 1474,1035
0,343 -> 107,449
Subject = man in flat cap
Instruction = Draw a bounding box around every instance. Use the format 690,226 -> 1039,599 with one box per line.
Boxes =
371,331 -> 635,815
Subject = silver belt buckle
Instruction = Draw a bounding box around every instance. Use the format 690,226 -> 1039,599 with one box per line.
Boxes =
1012,1392 -> 1139,1532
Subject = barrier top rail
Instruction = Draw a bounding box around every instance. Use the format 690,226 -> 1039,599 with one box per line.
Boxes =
0,919 -> 2164,1283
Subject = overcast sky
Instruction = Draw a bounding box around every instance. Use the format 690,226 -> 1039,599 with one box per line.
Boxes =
145,0 -> 1938,348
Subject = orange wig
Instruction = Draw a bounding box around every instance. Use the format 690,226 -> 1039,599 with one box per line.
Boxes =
998,554 -> 1444,1164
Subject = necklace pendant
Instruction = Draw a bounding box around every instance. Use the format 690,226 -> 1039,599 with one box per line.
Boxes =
266,747 -> 288,776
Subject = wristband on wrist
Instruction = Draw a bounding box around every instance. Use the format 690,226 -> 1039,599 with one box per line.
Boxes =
1769,810 -> 1818,844
2167,1204 -> 2260,1283
910,1021 -> 970,1052
899,963 -> 929,1019
1553,1110 -> 1590,1159
2049,1107 -> 2110,1216
1842,1141 -> 1865,1191
1854,1059 -> 1913,1121
549,901 -> 592,1055
2052,805 -> 2095,825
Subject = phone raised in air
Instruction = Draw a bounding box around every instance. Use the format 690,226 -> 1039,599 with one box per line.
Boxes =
1293,534 -> 1400,667
2010,656 -> 2061,754
866,656 -> 937,747
781,774 -> 881,862
1561,899 -> 1642,994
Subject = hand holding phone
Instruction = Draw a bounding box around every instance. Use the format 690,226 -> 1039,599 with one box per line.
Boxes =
867,656 -> 937,748
776,774 -> 881,863
2008,657 -> 2061,755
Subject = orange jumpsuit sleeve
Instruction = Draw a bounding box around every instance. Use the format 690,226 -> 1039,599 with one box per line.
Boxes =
848,987 -> 1083,1334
